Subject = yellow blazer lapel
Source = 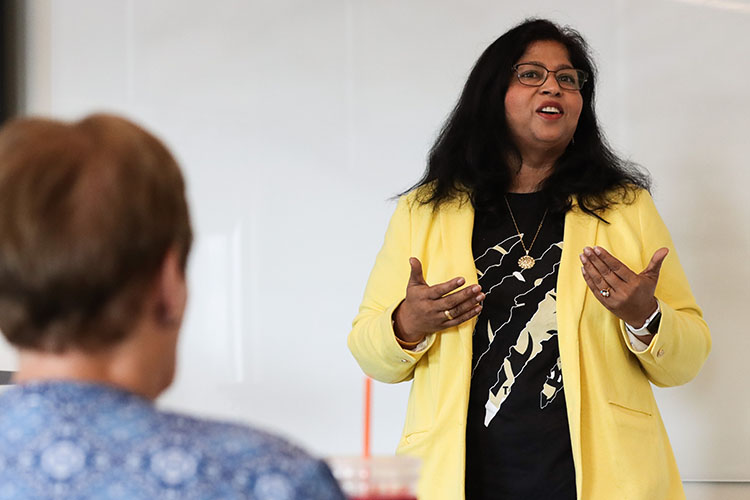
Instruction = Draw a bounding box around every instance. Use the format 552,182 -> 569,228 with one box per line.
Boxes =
557,199 -> 599,490
438,197 -> 479,360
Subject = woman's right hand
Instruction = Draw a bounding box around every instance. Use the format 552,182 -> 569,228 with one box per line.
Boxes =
393,257 -> 485,343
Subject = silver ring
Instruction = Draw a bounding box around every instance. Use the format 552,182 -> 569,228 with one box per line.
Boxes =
600,289 -> 611,298
444,310 -> 454,321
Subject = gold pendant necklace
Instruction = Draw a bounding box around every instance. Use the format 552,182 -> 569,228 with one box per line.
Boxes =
504,195 -> 548,270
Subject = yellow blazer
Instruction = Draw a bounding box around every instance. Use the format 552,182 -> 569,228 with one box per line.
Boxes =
348,188 -> 711,500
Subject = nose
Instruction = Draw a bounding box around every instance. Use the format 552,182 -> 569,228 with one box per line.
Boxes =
539,73 -> 563,96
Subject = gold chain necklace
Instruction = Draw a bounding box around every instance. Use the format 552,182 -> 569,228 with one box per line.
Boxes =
504,195 -> 548,270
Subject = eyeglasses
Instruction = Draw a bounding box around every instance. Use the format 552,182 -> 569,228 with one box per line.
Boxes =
512,63 -> 589,91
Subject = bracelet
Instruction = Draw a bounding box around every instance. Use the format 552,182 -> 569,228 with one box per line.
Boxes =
395,336 -> 423,349
626,305 -> 661,336
392,319 -> 423,349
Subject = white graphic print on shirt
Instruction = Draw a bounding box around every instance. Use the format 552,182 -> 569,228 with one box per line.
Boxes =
541,356 -> 564,409
484,289 -> 557,425
473,237 -> 564,427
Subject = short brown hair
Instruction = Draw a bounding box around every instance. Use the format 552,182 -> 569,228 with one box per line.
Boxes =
0,113 -> 192,352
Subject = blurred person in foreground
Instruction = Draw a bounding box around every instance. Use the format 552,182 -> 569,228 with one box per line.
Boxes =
348,19 -> 711,500
0,114 -> 345,500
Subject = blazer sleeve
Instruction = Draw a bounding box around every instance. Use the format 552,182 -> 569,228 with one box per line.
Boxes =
347,196 -> 436,384
618,191 -> 712,387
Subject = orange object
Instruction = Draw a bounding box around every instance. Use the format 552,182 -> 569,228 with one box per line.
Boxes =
363,377 -> 372,458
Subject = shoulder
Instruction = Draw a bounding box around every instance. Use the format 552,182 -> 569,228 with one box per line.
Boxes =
0,385 -> 343,499
156,410 -> 312,463
586,187 -> 669,251
398,184 -> 472,216
591,186 -> 658,222
155,411 -> 343,497
620,186 -> 660,220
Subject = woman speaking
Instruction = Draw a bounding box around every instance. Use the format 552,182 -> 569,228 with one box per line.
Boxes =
348,19 -> 711,500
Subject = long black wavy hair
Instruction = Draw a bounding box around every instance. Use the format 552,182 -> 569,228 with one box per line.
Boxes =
407,18 -> 650,220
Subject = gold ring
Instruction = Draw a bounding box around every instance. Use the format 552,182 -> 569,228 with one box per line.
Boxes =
444,310 -> 454,321
600,289 -> 611,298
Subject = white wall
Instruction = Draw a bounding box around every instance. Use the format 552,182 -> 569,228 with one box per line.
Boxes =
10,0 -> 750,494
684,481 -> 750,500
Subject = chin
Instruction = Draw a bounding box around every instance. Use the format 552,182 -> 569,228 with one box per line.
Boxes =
534,137 -> 569,150
530,128 -> 566,143
150,367 -> 175,400
162,369 -> 176,393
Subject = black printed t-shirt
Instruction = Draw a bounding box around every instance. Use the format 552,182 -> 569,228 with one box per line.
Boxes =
464,192 -> 576,500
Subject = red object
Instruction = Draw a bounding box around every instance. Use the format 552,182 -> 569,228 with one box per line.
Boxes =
363,377 -> 372,458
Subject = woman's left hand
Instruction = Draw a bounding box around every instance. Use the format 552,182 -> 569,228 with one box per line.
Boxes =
579,246 -> 668,327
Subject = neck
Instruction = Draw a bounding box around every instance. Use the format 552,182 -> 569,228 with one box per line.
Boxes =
15,349 -> 139,393
509,163 -> 552,193
13,319 -> 175,401
508,143 -> 564,193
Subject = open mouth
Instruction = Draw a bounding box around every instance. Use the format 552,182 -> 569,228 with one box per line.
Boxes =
538,106 -> 563,115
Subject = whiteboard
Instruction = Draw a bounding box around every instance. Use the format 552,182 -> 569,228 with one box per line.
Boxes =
8,0 -> 749,481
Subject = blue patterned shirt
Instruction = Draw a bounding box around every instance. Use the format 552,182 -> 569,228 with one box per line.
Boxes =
0,381 -> 346,500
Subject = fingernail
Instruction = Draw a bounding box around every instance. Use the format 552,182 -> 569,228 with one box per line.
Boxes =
476,293 -> 485,302
457,277 -> 465,285
579,253 -> 586,263
472,285 -> 480,293
593,246 -> 602,255
581,266 -> 586,275
583,247 -> 593,256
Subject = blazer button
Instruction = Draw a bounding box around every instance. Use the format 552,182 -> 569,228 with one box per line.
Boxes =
656,348 -> 665,358
400,359 -> 409,363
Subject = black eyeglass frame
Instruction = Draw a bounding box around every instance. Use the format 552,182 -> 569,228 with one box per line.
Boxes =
512,63 -> 589,91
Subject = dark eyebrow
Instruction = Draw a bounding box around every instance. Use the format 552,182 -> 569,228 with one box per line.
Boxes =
519,61 -> 575,70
